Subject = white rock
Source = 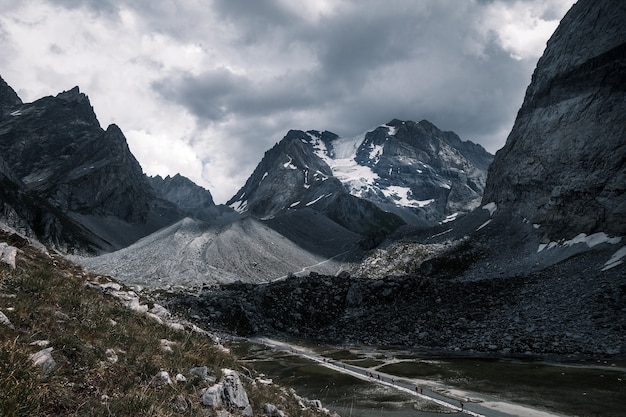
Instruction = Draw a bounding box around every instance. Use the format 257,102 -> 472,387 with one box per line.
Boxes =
167,322 -> 185,331
156,370 -> 173,386
0,311 -> 14,329
150,303 -> 171,319
105,348 -> 118,363
175,373 -> 187,383
145,312 -> 163,323
0,242 -> 17,269
99,282 -> 122,291
30,347 -> 56,373
160,339 -> 177,353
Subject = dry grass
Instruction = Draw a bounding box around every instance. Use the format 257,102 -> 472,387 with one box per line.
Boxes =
0,233 -> 323,416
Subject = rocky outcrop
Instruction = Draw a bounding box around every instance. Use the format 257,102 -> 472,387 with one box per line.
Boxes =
200,369 -> 253,416
351,119 -> 492,224
483,0 -> 626,240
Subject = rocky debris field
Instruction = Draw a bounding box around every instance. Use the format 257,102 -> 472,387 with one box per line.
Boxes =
164,239 -> 626,360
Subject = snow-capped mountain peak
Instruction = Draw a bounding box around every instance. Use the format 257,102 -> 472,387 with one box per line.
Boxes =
228,120 -> 493,228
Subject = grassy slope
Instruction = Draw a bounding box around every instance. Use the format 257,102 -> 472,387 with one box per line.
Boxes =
0,231 -> 321,417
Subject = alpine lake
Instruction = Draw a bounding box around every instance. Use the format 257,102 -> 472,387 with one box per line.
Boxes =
229,338 -> 626,417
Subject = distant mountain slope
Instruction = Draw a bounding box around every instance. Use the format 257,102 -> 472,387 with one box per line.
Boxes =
147,174 -> 239,226
483,0 -> 626,240
77,215 -> 361,287
228,120 -> 492,229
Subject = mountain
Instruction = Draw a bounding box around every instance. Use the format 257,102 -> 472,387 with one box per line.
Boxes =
77,214 -> 361,287
483,0 -> 626,241
0,78 -> 223,253
147,174 -> 239,226
228,120 -> 493,229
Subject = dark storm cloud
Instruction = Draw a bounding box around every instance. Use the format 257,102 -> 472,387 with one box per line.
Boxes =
150,0 -> 537,154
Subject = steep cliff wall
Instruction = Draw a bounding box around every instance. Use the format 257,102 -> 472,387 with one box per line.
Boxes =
483,0 -> 626,239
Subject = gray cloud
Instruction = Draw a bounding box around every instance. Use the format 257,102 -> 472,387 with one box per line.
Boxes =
152,0 -> 538,155
2,0 -> 573,202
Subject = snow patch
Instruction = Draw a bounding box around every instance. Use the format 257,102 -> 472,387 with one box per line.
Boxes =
381,186 -> 434,208
329,133 -> 366,159
305,194 -> 332,206
482,202 -> 497,216
476,219 -> 492,231
283,155 -> 298,170
538,232 -> 622,253
289,201 -> 301,208
368,144 -> 384,163
602,246 -> 626,271
441,213 -> 459,224
229,199 -> 248,214
261,172 -> 268,181
382,124 -> 397,136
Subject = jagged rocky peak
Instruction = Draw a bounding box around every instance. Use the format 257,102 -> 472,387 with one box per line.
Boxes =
322,119 -> 492,223
227,129 -> 335,218
149,173 -> 215,208
56,86 -> 88,103
0,76 -> 23,114
483,0 -> 626,240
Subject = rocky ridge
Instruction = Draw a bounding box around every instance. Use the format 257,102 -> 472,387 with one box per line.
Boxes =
227,129 -> 404,235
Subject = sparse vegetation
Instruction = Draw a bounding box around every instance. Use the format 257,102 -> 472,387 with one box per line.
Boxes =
0,233 -> 328,416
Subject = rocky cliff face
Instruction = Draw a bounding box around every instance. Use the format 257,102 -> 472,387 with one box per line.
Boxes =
483,0 -> 626,240
228,120 -> 492,232
0,78 -> 191,252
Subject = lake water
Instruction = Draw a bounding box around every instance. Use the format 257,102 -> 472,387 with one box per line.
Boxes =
230,338 -> 626,417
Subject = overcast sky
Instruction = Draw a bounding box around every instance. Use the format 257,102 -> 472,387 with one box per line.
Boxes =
0,0 -> 575,203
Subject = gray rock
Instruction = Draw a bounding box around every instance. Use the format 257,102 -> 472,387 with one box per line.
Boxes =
200,370 -> 252,416
483,0 -> 626,240
200,385 -> 223,408
263,403 -> 286,417
30,347 -> 56,373
221,369 -> 253,416
189,366 -> 209,379
0,242 -> 17,269
0,311 -> 14,329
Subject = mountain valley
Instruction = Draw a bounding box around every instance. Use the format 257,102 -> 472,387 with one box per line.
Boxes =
1,0 -> 626,415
